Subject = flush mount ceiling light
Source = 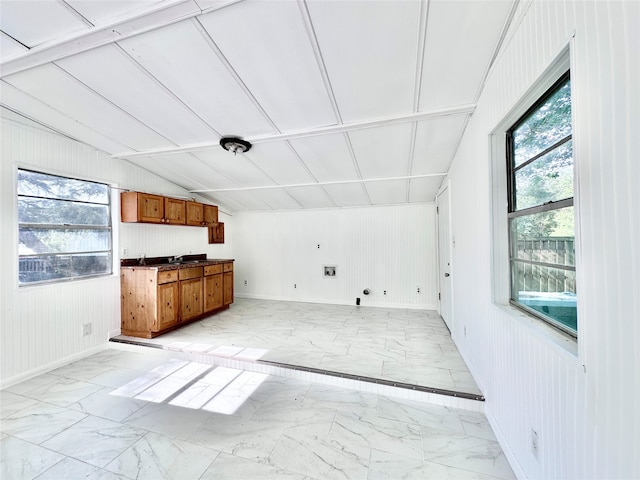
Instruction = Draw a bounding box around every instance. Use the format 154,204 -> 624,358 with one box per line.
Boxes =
219,136 -> 252,155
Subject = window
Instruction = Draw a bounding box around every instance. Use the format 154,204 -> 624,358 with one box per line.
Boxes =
506,72 -> 577,336
18,169 -> 113,285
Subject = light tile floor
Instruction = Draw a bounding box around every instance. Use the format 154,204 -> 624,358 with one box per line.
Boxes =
116,298 -> 482,396
1,348 -> 515,480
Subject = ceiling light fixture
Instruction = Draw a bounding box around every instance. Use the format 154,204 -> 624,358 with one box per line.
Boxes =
219,136 -> 252,155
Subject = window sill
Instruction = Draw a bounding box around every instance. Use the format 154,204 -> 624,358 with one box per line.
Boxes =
494,302 -> 579,360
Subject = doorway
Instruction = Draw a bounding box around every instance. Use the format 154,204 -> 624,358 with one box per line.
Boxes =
436,184 -> 453,331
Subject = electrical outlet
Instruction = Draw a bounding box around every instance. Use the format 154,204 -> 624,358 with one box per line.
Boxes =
294,284 -> 297,289
122,248 -> 128,256
417,286 -> 421,294
82,323 -> 92,337
464,325 -> 467,337
531,428 -> 539,459
244,280 -> 247,286
383,290 -> 387,295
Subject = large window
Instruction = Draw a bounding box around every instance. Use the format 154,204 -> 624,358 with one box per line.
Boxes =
506,72 -> 577,336
18,169 -> 113,285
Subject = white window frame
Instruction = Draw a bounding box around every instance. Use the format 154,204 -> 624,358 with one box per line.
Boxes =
489,45 -> 582,349
17,168 -> 114,286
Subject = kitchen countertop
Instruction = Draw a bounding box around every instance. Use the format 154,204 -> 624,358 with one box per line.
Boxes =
120,254 -> 234,270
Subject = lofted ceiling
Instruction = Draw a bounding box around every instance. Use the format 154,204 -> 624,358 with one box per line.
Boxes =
0,0 -> 516,211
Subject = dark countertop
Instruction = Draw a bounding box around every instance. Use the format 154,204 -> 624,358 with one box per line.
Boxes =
121,254 -> 234,270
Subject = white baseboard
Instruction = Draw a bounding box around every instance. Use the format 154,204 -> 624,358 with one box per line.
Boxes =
234,293 -> 436,310
485,404 -> 526,480
0,343 -> 109,390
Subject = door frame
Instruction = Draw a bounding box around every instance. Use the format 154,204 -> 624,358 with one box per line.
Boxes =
436,181 -> 454,332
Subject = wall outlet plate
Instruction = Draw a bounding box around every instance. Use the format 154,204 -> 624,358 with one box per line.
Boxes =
323,265 -> 336,277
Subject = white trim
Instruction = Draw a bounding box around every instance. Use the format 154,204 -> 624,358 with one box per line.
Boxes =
234,293 -> 436,311
488,43 -> 580,352
0,344 -> 108,390
111,105 -> 475,159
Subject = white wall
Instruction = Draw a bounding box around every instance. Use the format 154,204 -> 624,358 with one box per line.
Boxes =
233,205 -> 437,309
0,110 -> 233,386
447,1 -> 639,479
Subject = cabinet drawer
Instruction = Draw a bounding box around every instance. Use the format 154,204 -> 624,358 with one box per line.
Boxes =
223,262 -> 234,272
179,266 -> 203,280
158,270 -> 178,284
204,264 -> 223,276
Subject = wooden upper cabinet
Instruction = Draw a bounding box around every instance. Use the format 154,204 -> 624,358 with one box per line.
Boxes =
164,197 -> 185,225
186,201 -> 204,226
208,223 -> 224,244
203,204 -> 218,225
121,191 -> 217,227
122,192 -> 164,223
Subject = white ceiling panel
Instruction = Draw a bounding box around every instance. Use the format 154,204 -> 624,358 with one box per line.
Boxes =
0,0 -> 516,210
408,177 -> 444,203
66,1 -> 163,25
244,141 -> 315,186
3,64 -> 173,151
348,123 -> 413,179
198,0 -> 337,131
0,31 -> 28,60
0,1 -> 88,47
193,149 -> 275,187
211,190 -> 272,211
364,180 -> 408,205
323,183 -> 370,207
307,0 -> 420,122
142,153 -> 237,190
412,114 -> 468,174
419,1 -> 512,110
289,133 -> 359,182
56,44 -> 217,145
0,82 -> 128,154
129,156 -> 213,193
286,186 -> 334,209
201,191 -> 249,212
118,19 -> 274,138
248,188 -> 303,210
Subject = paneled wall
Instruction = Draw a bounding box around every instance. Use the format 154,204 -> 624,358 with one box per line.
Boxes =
447,1 -> 639,478
232,205 -> 437,309
0,110 -> 233,386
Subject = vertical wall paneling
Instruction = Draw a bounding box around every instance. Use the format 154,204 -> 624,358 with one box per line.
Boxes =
447,1 -> 639,479
232,204 -> 437,309
0,110 -> 234,386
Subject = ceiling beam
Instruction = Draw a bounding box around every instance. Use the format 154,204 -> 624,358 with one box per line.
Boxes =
0,0 -> 245,78
111,104 -> 475,159
188,173 -> 447,193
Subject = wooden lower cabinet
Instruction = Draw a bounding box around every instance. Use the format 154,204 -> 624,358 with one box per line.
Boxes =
121,261 -> 233,338
155,281 -> 178,331
180,278 -> 203,321
204,273 -> 224,312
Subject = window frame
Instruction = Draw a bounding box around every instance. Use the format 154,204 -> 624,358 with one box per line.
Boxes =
505,71 -> 577,337
17,168 -> 114,286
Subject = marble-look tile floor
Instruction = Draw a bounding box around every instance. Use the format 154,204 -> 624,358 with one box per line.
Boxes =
115,298 -> 482,396
1,348 -> 514,480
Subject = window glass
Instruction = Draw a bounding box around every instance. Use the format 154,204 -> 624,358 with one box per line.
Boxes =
507,73 -> 577,336
18,169 -> 112,285
512,80 -> 572,167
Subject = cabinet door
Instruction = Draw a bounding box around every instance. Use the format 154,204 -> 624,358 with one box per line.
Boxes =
180,278 -> 203,321
203,204 -> 218,225
208,223 -> 224,244
139,193 -> 165,223
186,201 -> 204,226
164,197 -> 186,225
223,271 -> 234,306
204,273 -> 224,313
155,282 -> 178,332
